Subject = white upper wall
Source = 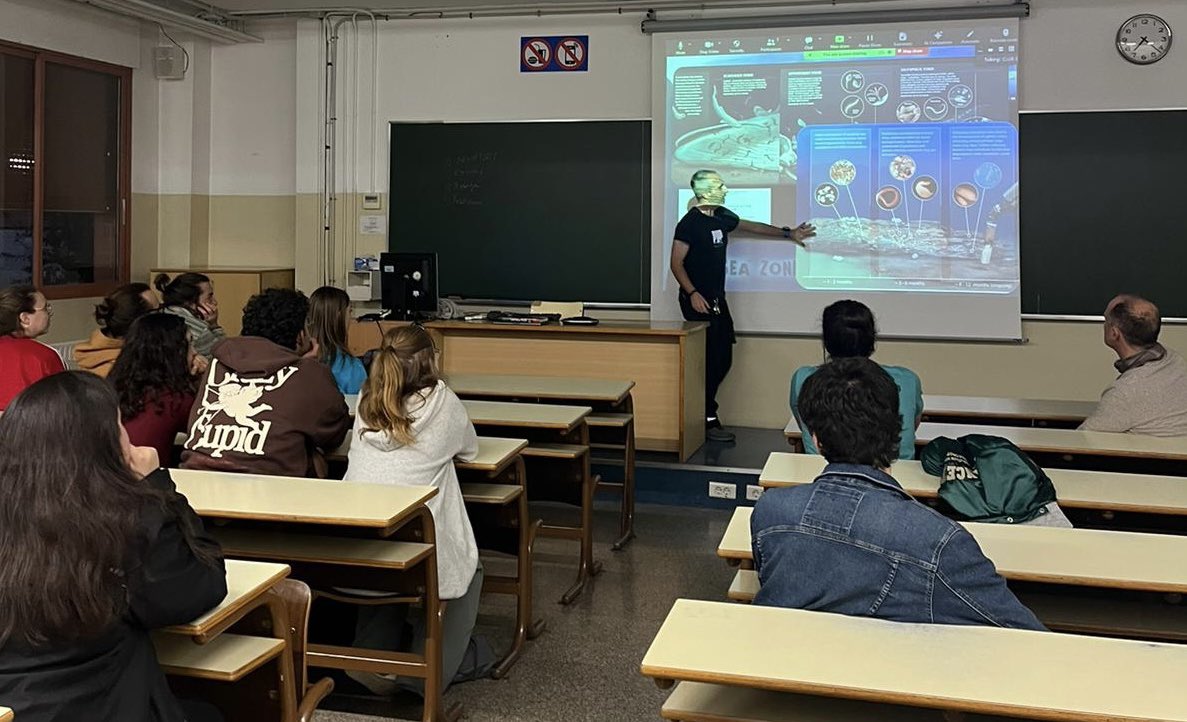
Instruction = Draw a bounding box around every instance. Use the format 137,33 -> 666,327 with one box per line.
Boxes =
1023,0 -> 1187,111
0,0 -> 140,67
209,20 -> 297,195
230,0 -> 1187,197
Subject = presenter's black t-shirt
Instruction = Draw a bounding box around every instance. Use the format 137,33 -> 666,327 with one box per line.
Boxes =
674,206 -> 740,299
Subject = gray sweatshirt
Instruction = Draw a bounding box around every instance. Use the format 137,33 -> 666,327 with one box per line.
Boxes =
1080,346 -> 1187,437
343,380 -> 479,599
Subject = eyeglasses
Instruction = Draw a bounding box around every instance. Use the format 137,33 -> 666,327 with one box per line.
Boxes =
33,303 -> 52,316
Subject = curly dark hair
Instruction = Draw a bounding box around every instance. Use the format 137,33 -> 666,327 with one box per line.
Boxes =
798,357 -> 901,469
108,313 -> 197,418
242,288 -> 309,350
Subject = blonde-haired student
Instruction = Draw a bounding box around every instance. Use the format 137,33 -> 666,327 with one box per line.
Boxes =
343,324 -> 493,694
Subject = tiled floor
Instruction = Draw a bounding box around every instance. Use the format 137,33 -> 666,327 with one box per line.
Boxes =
313,500 -> 735,722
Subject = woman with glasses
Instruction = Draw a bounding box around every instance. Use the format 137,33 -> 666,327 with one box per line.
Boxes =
0,285 -> 64,411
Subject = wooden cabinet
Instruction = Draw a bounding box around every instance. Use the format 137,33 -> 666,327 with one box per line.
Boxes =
149,267 -> 295,337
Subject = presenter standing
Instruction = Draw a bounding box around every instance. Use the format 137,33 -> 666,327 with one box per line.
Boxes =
670,169 -> 815,442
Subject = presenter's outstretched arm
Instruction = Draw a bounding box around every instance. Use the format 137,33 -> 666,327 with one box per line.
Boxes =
736,219 -> 816,247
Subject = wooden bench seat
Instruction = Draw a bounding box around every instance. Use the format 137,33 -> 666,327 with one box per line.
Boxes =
213,529 -> 433,570
520,442 -> 588,459
729,569 -> 1187,641
587,412 -> 633,428
461,483 -> 522,505
155,633 -> 285,683
662,681 -> 1014,721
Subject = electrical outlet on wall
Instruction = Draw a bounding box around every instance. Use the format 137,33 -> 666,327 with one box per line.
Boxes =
708,481 -> 736,500
746,485 -> 763,501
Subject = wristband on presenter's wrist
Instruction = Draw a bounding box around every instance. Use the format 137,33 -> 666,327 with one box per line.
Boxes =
782,225 -> 793,239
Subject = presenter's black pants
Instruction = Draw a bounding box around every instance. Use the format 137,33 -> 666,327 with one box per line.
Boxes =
678,292 -> 736,425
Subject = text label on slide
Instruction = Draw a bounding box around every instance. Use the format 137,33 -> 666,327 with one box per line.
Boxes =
520,35 -> 590,73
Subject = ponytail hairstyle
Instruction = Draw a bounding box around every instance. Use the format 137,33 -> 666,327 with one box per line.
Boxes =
154,272 -> 210,311
357,325 -> 439,446
306,286 -> 353,366
94,282 -> 154,339
821,299 -> 878,359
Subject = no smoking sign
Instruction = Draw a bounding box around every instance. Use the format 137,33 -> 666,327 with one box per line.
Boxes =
520,35 -> 589,73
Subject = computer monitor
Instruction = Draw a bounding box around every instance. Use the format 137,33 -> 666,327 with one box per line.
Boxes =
380,252 -> 438,320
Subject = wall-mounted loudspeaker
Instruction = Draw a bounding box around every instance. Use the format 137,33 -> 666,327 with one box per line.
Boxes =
154,46 -> 187,80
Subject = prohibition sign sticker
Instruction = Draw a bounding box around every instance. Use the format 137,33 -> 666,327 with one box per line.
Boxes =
555,37 -> 587,70
521,38 -> 551,71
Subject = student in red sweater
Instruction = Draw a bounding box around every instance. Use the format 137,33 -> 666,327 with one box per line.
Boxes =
108,313 -> 200,464
0,285 -> 64,410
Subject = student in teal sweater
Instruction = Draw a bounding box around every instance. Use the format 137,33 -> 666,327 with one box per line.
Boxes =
790,300 -> 923,460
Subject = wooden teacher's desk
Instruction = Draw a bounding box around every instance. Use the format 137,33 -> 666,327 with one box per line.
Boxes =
348,319 -> 707,460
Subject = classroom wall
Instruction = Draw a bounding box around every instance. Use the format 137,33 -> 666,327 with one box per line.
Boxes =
16,0 -> 1187,422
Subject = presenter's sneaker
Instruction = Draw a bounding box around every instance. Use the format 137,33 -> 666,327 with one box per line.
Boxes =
706,422 -> 736,443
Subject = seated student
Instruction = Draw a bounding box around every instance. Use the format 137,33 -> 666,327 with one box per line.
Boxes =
306,286 -> 366,395
74,282 -> 159,377
109,313 -> 201,463
181,288 -> 351,477
790,300 -> 923,459
1080,294 -> 1187,436
753,357 -> 1043,630
155,272 -> 225,360
0,285 -> 64,411
344,325 -> 493,694
0,371 -> 227,722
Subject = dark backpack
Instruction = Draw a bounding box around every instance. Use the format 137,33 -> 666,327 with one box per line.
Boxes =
920,434 -> 1058,524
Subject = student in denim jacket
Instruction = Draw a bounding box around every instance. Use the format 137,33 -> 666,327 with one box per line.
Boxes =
753,357 -> 1043,630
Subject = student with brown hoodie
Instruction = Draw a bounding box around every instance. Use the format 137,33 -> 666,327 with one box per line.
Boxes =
73,283 -> 159,377
180,288 -> 351,478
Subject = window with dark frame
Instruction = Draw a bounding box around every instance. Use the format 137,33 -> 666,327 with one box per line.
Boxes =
0,41 -> 131,299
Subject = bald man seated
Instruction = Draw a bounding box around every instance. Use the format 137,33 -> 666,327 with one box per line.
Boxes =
1080,294 -> 1187,437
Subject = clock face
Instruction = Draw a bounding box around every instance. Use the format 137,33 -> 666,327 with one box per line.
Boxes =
1118,14 -> 1173,65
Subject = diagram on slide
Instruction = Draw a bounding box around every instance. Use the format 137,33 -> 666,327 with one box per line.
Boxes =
663,22 -> 1020,295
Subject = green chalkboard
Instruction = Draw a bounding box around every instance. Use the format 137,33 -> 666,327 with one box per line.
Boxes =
389,120 -> 650,304
1020,110 -> 1187,317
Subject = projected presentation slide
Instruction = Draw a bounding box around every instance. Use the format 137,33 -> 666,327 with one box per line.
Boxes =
661,21 -> 1020,298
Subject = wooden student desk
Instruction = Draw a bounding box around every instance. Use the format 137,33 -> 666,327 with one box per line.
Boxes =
447,373 -> 634,406
447,374 -> 640,550
719,506 -> 1187,593
760,452 -> 1187,519
348,319 -> 707,459
171,470 -> 448,722
641,599 -> 1187,722
459,399 -> 601,605
172,468 -> 437,537
165,560 -> 290,644
922,394 -> 1096,428
784,421 -> 1187,474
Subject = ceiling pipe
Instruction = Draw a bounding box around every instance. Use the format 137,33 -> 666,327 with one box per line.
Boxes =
225,0 -> 1019,19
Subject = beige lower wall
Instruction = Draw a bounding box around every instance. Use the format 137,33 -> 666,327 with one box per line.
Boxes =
46,193 -> 1186,433
207,195 -> 297,267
